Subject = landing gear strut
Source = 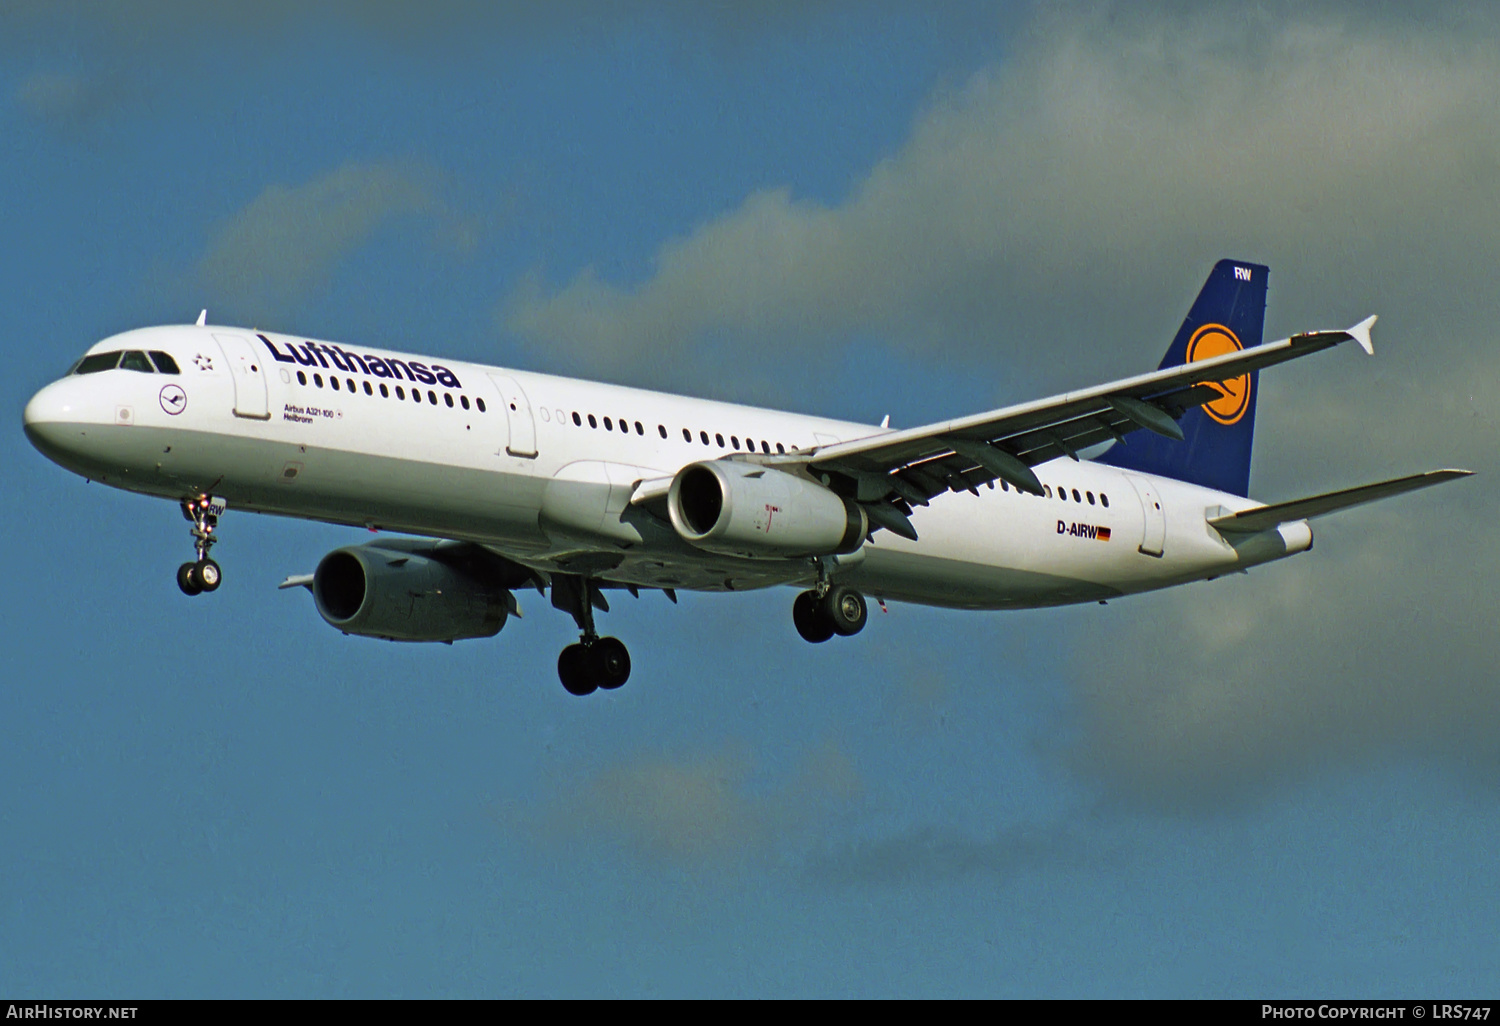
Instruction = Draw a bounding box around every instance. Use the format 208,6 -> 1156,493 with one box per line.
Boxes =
793,582 -> 868,643
554,576 -> 631,696
176,495 -> 223,596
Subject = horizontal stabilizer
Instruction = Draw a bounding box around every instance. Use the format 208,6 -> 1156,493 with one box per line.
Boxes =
278,573 -> 315,591
1209,469 -> 1472,534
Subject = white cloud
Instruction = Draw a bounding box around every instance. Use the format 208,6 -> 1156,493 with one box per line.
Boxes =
13,71 -> 99,123
525,741 -> 861,864
503,10 -> 1500,391
191,160 -> 449,322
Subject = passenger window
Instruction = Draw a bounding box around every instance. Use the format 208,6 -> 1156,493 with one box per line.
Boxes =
1086,491 -> 1095,505
588,414 -> 597,428
1001,480 -> 1009,491
621,419 -> 630,434
75,352 -> 121,374
636,421 -> 645,435
476,398 -> 486,413
461,395 -> 470,410
148,351 -> 181,374
659,425 -> 668,439
681,428 -> 691,442
1072,489 -> 1081,503
700,431 -> 709,445
730,436 -> 740,449
603,416 -> 613,430
1101,493 -> 1109,508
715,433 -> 725,447
428,390 -> 437,404
776,443 -> 785,454
1044,485 -> 1052,498
330,377 -> 340,391
363,381 -> 373,396
761,441 -> 770,454
314,373 -> 324,387
380,383 -> 388,397
298,371 -> 308,386
445,393 -> 454,408
412,388 -> 421,402
573,412 -> 582,426
396,385 -> 405,399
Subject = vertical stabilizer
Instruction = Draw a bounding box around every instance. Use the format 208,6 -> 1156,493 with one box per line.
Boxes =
1098,259 -> 1269,496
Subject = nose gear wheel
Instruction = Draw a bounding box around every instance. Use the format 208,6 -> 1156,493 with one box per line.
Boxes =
176,495 -> 224,596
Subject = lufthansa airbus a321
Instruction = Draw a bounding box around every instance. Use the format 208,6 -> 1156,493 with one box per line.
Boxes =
23,260 -> 1470,695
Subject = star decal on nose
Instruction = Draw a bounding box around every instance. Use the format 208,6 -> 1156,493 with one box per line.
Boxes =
193,353 -> 214,371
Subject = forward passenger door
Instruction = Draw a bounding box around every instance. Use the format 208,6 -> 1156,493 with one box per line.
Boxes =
213,333 -> 270,420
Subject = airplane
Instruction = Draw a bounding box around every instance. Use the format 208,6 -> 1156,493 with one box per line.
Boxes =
23,259 -> 1470,696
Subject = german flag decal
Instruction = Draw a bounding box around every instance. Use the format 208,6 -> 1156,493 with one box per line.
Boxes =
1097,526 -> 1111,542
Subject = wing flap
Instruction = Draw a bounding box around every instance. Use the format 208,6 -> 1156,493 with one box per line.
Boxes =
1208,469 -> 1472,534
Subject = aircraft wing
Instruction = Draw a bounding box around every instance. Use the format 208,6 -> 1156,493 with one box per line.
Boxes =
753,317 -> 1377,538
1207,469 -> 1473,535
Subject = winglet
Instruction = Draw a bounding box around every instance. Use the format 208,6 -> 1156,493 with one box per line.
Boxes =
196,309 -> 208,327
1347,314 -> 1376,355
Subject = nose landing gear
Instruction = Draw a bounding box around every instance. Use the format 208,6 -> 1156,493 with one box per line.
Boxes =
176,495 -> 224,596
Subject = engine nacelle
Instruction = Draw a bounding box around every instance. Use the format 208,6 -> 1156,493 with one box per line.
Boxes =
667,461 -> 866,559
312,543 -> 512,642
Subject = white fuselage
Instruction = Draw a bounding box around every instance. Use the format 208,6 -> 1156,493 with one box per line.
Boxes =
23,325 -> 1312,609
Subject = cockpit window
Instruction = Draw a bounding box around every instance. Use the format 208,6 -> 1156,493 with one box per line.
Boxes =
74,352 -> 122,375
119,350 -> 154,373
148,351 -> 181,374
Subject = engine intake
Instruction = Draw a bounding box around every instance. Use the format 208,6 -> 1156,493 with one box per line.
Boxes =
667,461 -> 866,559
312,542 -> 513,642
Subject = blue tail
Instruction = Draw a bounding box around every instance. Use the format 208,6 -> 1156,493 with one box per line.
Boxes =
1097,259 -> 1269,496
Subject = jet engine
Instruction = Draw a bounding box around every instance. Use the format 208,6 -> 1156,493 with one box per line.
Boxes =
311,541 -> 520,642
667,461 -> 866,559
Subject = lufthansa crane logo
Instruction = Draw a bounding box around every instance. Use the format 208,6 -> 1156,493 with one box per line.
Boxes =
1186,323 -> 1251,425
159,383 -> 187,416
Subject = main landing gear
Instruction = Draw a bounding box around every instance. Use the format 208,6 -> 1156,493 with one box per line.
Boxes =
176,495 -> 223,596
793,580 -> 869,644
558,636 -> 631,697
554,576 -> 631,696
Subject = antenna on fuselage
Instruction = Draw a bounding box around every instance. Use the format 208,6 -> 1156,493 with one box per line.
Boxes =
196,309 -> 207,326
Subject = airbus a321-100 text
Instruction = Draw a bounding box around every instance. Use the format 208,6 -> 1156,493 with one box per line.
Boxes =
23,260 -> 1470,695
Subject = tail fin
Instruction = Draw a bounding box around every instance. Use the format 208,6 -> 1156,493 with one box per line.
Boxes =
1097,258 -> 1269,496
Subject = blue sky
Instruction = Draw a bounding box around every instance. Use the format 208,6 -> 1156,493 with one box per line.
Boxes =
4,1 -> 1499,997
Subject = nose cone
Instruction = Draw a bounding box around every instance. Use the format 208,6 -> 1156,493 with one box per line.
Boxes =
23,380 -> 83,462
